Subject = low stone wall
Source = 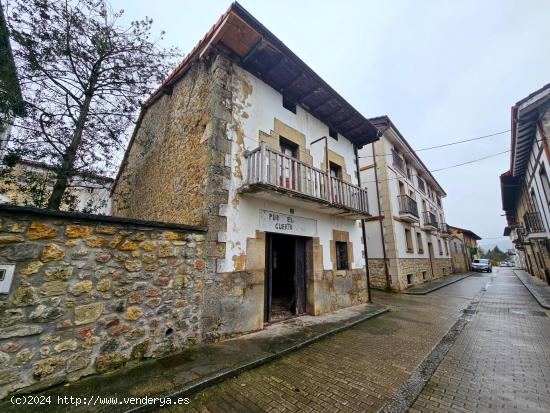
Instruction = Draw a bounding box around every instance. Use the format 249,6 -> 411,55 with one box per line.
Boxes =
0,206 -> 206,398
432,258 -> 453,278
367,259 -> 388,290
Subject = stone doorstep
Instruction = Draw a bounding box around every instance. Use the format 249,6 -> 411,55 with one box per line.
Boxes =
1,303 -> 389,413
514,270 -> 550,310
403,272 -> 476,295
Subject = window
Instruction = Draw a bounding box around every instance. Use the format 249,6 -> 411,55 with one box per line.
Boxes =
407,274 -> 414,285
444,241 -> 448,256
406,163 -> 412,180
405,229 -> 413,252
437,239 -> 443,255
279,137 -> 297,158
417,176 -> 425,193
436,196 -> 441,207
540,164 -> 550,204
335,241 -> 349,270
422,271 -> 427,280
416,232 -> 424,253
329,162 -> 342,179
328,128 -> 338,140
392,149 -> 405,173
454,242 -> 458,253
282,97 -> 296,114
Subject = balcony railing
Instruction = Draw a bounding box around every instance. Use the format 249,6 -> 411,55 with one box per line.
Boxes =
423,211 -> 438,228
524,211 -> 545,233
244,143 -> 369,214
440,222 -> 450,237
397,194 -> 419,217
392,149 -> 405,174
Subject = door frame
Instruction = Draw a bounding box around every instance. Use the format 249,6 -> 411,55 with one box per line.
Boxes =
264,233 -> 308,323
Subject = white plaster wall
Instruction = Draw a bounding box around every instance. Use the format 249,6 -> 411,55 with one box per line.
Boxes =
220,65 -> 365,273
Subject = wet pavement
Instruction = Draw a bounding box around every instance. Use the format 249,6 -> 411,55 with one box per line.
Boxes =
161,275 -> 489,413
403,271 -> 475,295
515,269 -> 550,309
410,267 -> 550,413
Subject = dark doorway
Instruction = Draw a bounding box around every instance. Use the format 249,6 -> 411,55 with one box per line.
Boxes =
265,233 -> 307,323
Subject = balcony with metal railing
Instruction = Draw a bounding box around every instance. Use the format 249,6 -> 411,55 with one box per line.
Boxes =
440,222 -> 450,237
397,194 -> 419,223
523,211 -> 545,236
422,211 -> 438,231
240,143 -> 369,219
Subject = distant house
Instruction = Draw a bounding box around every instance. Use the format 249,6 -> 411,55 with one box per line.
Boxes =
447,225 -> 482,270
0,2 -> 25,154
0,159 -> 112,213
448,235 -> 468,273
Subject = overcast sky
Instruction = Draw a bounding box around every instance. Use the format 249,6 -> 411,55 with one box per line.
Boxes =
110,0 -> 550,251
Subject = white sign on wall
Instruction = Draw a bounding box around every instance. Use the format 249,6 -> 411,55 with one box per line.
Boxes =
259,210 -> 317,237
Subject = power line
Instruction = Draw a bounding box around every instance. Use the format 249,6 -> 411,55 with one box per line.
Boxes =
360,129 -> 511,158
362,149 -> 510,185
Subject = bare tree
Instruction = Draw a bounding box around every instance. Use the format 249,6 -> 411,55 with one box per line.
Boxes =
3,0 -> 178,209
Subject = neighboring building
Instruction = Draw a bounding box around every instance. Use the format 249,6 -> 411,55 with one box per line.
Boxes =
0,159 -> 112,213
359,116 -> 452,291
0,2 -> 25,153
449,235 -> 469,273
448,225 -> 482,270
111,3 -> 379,338
501,83 -> 550,284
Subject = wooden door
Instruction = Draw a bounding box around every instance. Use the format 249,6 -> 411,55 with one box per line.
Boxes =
294,237 -> 306,314
264,234 -> 273,322
428,242 -> 435,277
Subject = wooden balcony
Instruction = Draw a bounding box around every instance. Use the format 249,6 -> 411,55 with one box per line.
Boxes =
240,143 -> 369,219
397,194 -> 419,223
422,211 -> 438,231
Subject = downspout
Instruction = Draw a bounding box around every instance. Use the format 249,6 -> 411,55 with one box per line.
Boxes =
372,140 -> 391,289
355,145 -> 372,303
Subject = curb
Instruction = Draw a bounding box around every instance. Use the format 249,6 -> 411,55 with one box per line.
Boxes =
127,305 -> 390,413
403,272 -> 475,295
378,280 -> 488,413
514,270 -> 550,310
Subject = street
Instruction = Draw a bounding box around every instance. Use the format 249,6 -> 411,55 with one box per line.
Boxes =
161,268 -> 550,413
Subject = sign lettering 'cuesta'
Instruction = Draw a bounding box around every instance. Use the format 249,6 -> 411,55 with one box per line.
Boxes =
259,210 -> 317,237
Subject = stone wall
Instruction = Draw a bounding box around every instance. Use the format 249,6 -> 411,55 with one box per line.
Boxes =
0,206 -> 206,398
111,60 -> 212,227
393,257 -> 452,291
367,258 -> 388,290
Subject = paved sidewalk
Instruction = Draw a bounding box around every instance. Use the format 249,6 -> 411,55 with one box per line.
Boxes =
1,303 -> 387,413
160,276 -> 488,413
410,268 -> 550,413
515,269 -> 550,309
403,272 -> 475,295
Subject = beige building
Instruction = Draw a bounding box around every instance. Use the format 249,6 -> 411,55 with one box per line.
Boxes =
359,116 -> 452,291
449,235 -> 469,273
111,3 -> 380,338
447,225 -> 482,271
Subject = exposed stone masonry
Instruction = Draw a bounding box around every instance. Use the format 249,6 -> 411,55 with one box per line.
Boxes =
0,207 -> 206,398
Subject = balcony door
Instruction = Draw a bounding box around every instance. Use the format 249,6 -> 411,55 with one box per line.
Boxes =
427,241 -> 435,277
330,162 -> 343,203
279,138 -> 298,190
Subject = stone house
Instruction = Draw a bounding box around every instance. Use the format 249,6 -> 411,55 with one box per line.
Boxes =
111,3 -> 379,338
448,225 -> 481,271
449,235 -> 468,273
0,159 -> 112,213
359,116 -> 452,291
501,83 -> 550,283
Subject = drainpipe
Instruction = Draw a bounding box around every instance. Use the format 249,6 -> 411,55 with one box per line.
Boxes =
372,141 -> 391,289
355,145 -> 372,303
